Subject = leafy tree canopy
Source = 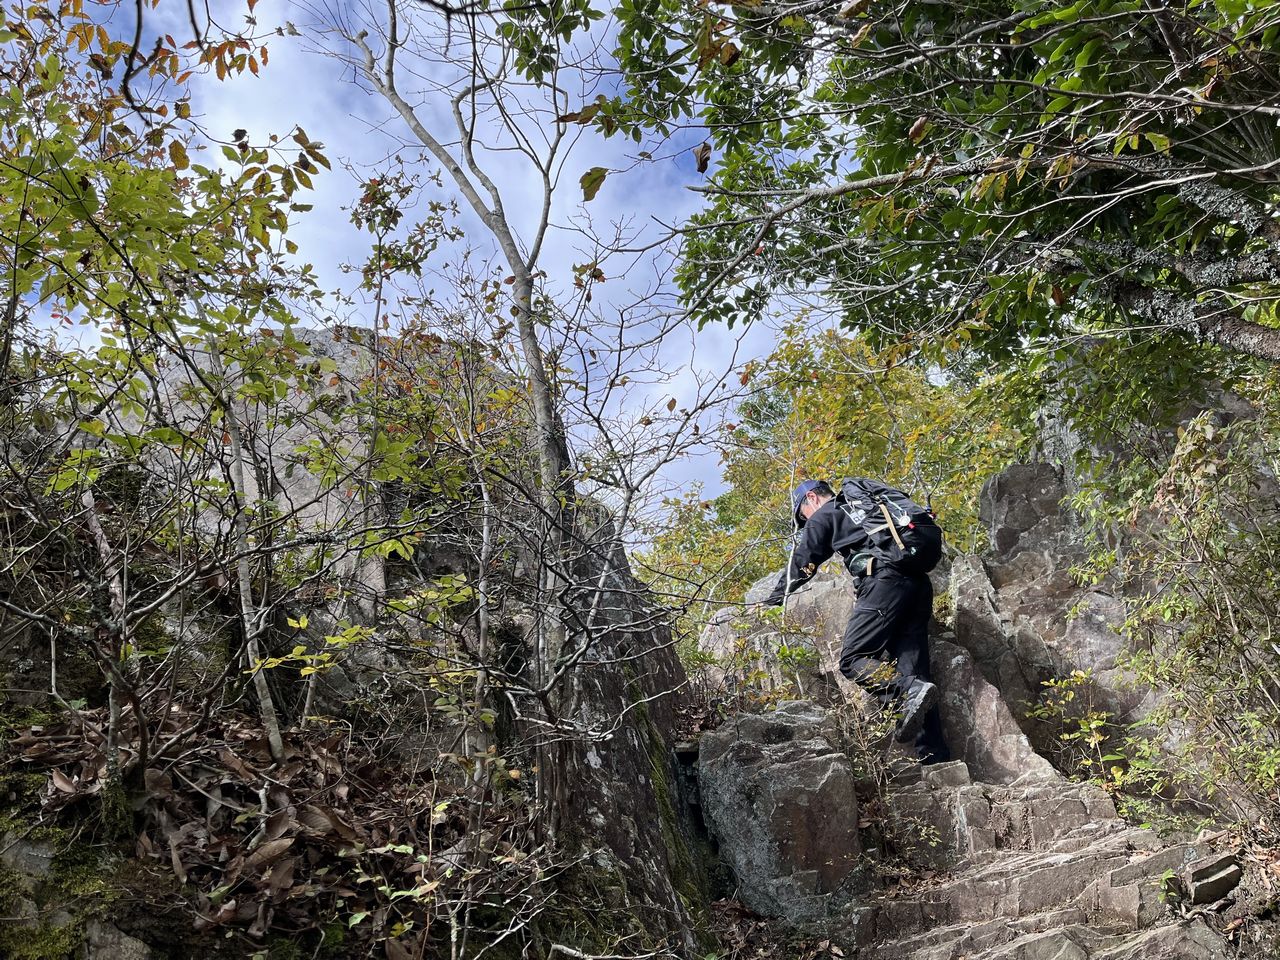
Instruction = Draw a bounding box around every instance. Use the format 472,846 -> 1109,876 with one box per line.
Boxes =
638,325 -> 1019,614
610,0 -> 1280,369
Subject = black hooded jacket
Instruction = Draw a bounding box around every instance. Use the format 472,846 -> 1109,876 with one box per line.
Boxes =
764,497 -> 875,606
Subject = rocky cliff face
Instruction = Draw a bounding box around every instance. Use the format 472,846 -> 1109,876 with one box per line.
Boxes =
0,327 -> 706,957
556,524 -> 710,948
952,462 -> 1155,762
693,462 -> 1257,957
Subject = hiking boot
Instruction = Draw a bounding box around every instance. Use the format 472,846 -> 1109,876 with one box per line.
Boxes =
894,678 -> 939,744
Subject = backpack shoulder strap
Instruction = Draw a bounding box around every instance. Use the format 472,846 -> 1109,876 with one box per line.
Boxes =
876,500 -> 907,550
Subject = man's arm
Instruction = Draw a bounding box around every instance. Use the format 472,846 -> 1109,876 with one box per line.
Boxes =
764,508 -> 837,605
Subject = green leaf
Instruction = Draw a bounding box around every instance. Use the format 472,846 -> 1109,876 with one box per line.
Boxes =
1047,37 -> 1074,64
1074,38 -> 1102,70
580,166 -> 608,202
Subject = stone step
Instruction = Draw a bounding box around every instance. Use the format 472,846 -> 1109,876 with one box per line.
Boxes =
858,907 -> 1091,959
857,914 -> 1229,960
982,918 -> 1230,959
1079,841 -> 1204,931
1088,920 -> 1230,959
698,702 -> 1236,960
845,824 -> 1204,953
983,926 -> 1093,960
845,841 -> 1134,946
888,762 -> 1129,867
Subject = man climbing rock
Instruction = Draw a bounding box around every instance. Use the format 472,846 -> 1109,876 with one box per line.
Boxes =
763,478 -> 950,763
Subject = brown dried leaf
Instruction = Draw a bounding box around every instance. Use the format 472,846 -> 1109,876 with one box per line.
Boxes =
267,856 -> 297,900
248,902 -> 270,939
217,747 -> 257,781
144,768 -> 174,798
244,837 -> 295,874
264,808 -> 293,842
297,804 -> 336,835
51,768 -> 77,794
693,142 -> 712,173
169,832 -> 189,885
214,899 -> 238,925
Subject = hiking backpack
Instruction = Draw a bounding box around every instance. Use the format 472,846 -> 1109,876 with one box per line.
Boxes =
837,478 -> 943,575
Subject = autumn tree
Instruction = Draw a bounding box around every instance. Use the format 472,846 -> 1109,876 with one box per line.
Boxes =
638,325 -> 1019,631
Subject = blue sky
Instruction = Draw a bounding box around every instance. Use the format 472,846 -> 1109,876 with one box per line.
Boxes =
96,0 -> 793,504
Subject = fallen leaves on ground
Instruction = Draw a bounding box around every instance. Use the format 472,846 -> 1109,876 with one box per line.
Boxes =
708,899 -> 847,958
5,701 -> 547,955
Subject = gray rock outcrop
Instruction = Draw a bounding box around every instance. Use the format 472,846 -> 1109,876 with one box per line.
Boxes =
953,462 -> 1158,763
697,701 -> 865,922
84,920 -> 153,960
695,700 -> 1239,959
559,519 -> 710,943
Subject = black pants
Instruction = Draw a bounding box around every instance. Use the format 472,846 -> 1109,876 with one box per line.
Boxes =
838,568 -> 950,763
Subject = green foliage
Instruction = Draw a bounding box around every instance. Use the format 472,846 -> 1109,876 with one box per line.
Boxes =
613,0 -> 1280,368
1025,669 -> 1126,790
697,605 -> 823,710
638,326 -> 1019,622
1059,361 -> 1280,826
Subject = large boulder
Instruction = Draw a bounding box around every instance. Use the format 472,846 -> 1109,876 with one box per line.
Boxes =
700,568 -> 1053,786
697,701 -> 865,921
933,636 -> 1057,785
697,570 -> 853,702
953,463 -> 1159,763
557,516 -> 711,947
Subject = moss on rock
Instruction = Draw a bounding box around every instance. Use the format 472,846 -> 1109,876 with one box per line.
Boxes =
0,769 -> 129,960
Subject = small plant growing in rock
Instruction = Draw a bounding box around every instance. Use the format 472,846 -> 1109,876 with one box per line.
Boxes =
821,667 -> 949,880
1157,867 -> 1184,905
1026,670 -> 1127,792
